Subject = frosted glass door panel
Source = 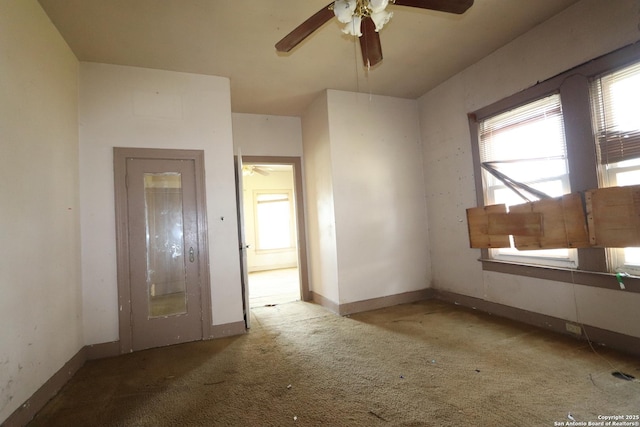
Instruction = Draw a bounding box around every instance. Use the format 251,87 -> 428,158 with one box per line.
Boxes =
144,173 -> 187,318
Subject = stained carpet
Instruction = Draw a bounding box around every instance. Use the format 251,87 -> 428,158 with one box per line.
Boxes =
27,300 -> 639,426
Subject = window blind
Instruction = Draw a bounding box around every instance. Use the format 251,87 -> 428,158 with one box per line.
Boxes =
478,94 -> 569,201
479,94 -> 566,163
591,62 -> 640,165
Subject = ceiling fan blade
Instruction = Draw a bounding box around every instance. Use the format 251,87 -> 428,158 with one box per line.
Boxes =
359,17 -> 383,67
253,167 -> 270,176
275,3 -> 335,52
393,0 -> 474,14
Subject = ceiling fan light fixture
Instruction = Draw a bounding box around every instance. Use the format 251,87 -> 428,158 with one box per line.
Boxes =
371,9 -> 393,31
369,0 -> 389,13
334,0 -> 392,37
275,0 -> 473,68
342,15 -> 363,36
334,0 -> 357,23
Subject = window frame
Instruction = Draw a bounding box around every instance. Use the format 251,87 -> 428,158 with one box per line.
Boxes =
478,92 -> 577,268
468,41 -> 640,294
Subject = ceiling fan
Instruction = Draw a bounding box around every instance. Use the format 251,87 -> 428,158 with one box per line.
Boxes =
242,165 -> 271,176
275,0 -> 474,68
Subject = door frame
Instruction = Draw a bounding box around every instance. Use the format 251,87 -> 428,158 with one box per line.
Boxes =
114,147 -> 212,353
239,155 -> 310,302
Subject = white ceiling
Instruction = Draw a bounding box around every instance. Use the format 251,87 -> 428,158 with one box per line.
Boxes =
38,0 -> 579,117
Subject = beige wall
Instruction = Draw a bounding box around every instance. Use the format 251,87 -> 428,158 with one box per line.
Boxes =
232,113 -> 303,157
302,92 -> 340,303
79,63 -> 243,345
419,0 -> 640,338
302,90 -> 430,306
0,0 -> 81,423
328,91 -> 430,304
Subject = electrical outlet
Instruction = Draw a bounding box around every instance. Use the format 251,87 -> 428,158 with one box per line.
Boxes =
565,322 -> 582,336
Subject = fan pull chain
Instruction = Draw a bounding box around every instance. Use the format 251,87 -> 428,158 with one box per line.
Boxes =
353,32 -> 361,94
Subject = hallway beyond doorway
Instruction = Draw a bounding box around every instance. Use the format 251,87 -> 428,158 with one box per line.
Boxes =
249,268 -> 300,308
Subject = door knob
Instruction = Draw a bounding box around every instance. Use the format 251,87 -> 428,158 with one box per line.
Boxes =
189,247 -> 195,263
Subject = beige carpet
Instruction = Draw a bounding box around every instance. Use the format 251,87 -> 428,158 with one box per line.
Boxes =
249,268 -> 300,308
28,300 -> 639,426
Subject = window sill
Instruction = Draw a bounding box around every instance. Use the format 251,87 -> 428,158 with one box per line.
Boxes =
479,258 -> 640,293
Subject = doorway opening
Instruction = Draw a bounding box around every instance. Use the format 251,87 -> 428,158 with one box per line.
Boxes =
239,157 -> 308,308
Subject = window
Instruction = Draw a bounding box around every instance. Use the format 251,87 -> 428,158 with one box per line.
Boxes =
469,42 -> 640,290
254,191 -> 295,251
478,94 -> 577,268
591,61 -> 640,273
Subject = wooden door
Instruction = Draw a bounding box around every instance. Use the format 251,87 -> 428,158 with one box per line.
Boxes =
114,148 -> 211,352
235,152 -> 251,328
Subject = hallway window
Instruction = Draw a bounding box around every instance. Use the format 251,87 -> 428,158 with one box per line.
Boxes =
255,191 -> 294,250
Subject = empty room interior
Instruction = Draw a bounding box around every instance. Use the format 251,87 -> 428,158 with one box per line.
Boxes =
2,0 -> 640,425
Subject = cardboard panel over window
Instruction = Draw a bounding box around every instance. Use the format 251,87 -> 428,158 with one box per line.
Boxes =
466,204 -> 511,248
586,185 -> 640,247
510,193 -> 590,250
487,212 -> 542,236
